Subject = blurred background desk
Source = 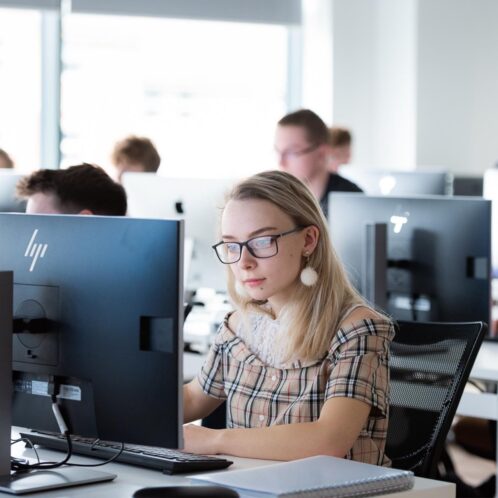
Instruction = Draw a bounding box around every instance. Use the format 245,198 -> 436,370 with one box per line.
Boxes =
457,341 -> 498,421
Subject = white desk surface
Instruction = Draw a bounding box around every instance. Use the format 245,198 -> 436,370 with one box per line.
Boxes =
8,440 -> 454,498
468,340 -> 498,382
457,340 -> 498,420
184,352 -> 206,382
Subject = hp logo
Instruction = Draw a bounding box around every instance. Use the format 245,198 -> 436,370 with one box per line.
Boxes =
25,229 -> 48,272
390,213 -> 409,234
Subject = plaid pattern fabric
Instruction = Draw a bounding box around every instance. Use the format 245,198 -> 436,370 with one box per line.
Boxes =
197,312 -> 395,466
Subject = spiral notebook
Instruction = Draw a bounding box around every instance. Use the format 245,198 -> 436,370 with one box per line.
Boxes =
190,455 -> 414,498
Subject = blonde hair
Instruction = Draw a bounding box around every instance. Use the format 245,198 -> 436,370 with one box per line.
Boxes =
223,170 -> 366,362
329,126 -> 352,147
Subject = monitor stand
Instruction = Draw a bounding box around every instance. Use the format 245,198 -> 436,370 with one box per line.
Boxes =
0,468 -> 116,495
0,272 -> 116,495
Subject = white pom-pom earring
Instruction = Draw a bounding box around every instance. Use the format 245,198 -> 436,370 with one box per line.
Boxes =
235,280 -> 250,298
300,253 -> 318,287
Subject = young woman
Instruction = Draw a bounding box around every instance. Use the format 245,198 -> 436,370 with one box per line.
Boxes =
183,170 -> 394,465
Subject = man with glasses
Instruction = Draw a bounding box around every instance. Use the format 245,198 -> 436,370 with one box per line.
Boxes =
275,109 -> 362,215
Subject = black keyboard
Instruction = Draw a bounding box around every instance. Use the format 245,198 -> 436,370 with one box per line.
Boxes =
20,431 -> 233,475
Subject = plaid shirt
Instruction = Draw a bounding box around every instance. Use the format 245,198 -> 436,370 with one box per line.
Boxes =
198,312 -> 395,466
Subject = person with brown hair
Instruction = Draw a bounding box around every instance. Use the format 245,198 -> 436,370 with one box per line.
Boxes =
0,148 -> 14,169
183,170 -> 394,464
111,135 -> 161,182
16,163 -> 127,216
328,126 -> 352,173
274,109 -> 362,215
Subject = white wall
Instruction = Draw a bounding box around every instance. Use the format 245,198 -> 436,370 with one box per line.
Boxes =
331,0 -> 376,165
331,0 -> 417,169
417,0 -> 498,174
330,0 -> 498,174
301,0 -> 333,122
372,0 -> 416,169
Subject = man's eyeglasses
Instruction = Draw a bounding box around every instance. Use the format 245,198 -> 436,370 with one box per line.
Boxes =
212,226 -> 306,264
275,143 -> 320,161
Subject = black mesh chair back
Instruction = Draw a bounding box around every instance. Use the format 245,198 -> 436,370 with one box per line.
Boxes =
386,320 -> 486,478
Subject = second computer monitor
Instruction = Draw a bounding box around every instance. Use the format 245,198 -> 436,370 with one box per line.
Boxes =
329,193 -> 491,327
123,173 -> 238,292
0,171 -> 26,212
338,167 -> 450,196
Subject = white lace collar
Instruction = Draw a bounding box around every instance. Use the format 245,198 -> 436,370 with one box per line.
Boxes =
235,308 -> 289,367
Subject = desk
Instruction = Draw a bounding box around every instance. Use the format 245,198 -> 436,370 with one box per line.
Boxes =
184,352 -> 206,383
457,341 -> 498,421
8,437 -> 454,498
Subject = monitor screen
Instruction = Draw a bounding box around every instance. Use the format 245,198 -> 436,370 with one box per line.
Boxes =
0,171 -> 26,213
329,193 -> 491,328
123,173 -> 238,292
338,167 -> 450,196
0,213 -> 184,448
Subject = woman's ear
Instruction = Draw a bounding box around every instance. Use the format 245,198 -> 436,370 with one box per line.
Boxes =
303,225 -> 319,256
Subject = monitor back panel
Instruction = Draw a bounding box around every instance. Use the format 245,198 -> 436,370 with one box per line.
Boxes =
0,214 -> 183,448
329,193 -> 491,325
123,173 -> 238,291
339,167 -> 449,196
0,172 -> 26,212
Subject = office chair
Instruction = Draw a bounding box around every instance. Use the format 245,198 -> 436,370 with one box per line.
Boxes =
385,320 -> 486,479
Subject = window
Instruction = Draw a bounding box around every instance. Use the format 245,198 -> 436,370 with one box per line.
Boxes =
61,14 -> 289,178
0,8 -> 42,172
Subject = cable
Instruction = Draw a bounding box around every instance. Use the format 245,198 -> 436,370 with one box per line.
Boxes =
11,397 -> 72,473
66,441 -> 125,467
11,397 -> 125,472
10,429 -> 72,472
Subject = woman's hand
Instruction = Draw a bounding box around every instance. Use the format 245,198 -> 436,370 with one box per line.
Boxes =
183,423 -> 223,455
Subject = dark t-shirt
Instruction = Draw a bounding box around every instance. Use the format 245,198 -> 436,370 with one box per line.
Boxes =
320,173 -> 363,216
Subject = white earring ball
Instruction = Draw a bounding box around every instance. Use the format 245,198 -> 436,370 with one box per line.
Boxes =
300,266 -> 318,286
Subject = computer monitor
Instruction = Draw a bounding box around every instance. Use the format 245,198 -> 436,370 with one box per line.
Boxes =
338,167 -> 450,196
483,169 -> 498,277
0,171 -> 26,212
452,175 -> 483,197
123,173 -> 238,292
0,213 -> 184,449
329,193 -> 491,329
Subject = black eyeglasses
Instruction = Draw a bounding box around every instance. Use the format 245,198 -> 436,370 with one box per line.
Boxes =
274,143 -> 320,161
212,226 -> 306,264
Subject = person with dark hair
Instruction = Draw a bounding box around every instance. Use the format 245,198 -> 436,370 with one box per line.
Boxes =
275,109 -> 362,215
0,148 -> 15,169
328,126 -> 352,173
16,163 -> 127,216
111,135 -> 161,182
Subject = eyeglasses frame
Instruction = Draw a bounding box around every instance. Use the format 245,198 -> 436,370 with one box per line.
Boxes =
212,225 -> 307,264
275,143 -> 321,161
